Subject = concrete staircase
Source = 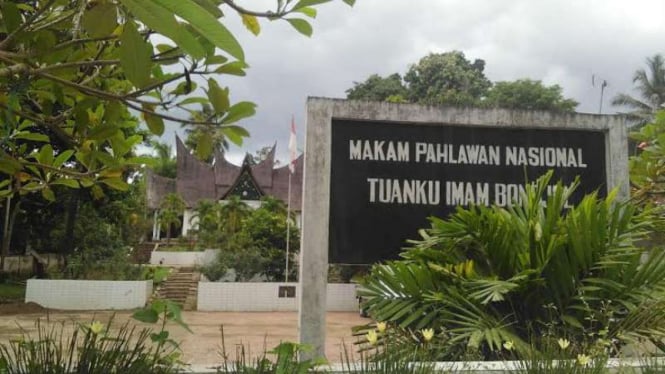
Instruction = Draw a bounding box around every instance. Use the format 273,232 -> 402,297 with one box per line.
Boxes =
153,267 -> 200,310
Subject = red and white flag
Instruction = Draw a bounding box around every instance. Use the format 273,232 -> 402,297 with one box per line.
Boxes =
288,116 -> 297,173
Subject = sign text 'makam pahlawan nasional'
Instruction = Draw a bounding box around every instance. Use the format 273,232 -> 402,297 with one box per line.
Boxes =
329,119 -> 606,264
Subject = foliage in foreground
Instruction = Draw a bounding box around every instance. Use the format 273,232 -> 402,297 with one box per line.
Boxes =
0,318 -> 181,374
359,171 -> 665,360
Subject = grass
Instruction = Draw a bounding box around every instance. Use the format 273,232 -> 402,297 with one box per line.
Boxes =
0,282 -> 25,302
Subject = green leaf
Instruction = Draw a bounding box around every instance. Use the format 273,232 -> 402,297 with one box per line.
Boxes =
37,144 -> 54,166
191,0 -> 224,18
0,2 -> 21,33
178,97 -> 209,106
221,102 -> 256,124
292,0 -> 330,10
82,2 -> 118,37
0,158 -> 22,174
214,61 -> 248,76
342,0 -> 355,6
119,0 -> 206,59
101,177 -> 129,191
196,133 -> 213,160
205,55 -> 228,65
120,21 -> 153,88
206,79 -> 229,114
51,179 -> 80,189
285,18 -> 313,37
241,14 -> 260,36
132,308 -> 159,324
295,7 -> 317,18
150,330 -> 169,343
88,125 -> 120,141
153,0 -> 245,61
142,106 -> 165,136
41,187 -> 55,202
53,150 -> 74,168
13,132 -> 49,142
222,125 -> 249,146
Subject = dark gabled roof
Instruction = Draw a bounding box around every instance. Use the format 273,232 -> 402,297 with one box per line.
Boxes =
145,136 -> 303,210
145,168 -> 176,209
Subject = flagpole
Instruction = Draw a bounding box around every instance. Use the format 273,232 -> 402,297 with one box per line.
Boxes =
285,170 -> 292,283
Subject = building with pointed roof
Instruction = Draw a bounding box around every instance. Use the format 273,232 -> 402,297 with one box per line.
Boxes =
146,136 -> 303,239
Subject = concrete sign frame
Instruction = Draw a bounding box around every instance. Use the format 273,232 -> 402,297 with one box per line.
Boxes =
298,97 -> 628,357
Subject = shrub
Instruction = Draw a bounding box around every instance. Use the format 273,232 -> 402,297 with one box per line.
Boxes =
359,172 -> 665,360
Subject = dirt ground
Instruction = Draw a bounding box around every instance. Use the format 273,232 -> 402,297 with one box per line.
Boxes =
0,303 -> 370,364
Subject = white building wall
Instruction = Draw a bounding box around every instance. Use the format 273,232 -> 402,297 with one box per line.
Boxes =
197,282 -> 356,312
26,280 -> 152,310
150,249 -> 217,266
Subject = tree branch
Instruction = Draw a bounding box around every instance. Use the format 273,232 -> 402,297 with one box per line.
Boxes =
21,161 -> 101,178
0,102 -> 75,148
221,0 -> 284,17
0,0 -> 57,50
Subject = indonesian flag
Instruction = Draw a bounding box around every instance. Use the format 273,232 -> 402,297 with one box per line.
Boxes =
288,116 -> 297,173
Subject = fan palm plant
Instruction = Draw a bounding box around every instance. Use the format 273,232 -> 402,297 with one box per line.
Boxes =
612,54 -> 665,126
359,172 -> 665,360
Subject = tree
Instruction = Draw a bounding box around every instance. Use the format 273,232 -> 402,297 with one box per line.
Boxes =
483,79 -> 578,112
612,54 -> 665,125
183,104 -> 235,163
158,193 -> 185,245
346,73 -> 408,102
0,0 -> 355,202
148,142 -> 176,178
404,51 -> 491,106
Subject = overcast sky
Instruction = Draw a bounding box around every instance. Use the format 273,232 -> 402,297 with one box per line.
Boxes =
158,0 -> 665,164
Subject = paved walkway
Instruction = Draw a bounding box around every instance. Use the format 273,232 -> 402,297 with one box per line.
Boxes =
0,309 -> 370,364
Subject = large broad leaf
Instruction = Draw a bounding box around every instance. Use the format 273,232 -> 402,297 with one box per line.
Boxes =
101,177 -> 129,191
82,2 -> 118,37
13,132 -> 49,142
132,308 -> 159,324
292,0 -> 330,10
222,126 -> 249,146
119,0 -> 206,60
119,22 -> 153,88
215,61 -> 248,76
0,2 -> 21,33
222,102 -> 256,124
207,79 -> 229,114
195,134 -> 213,161
286,18 -> 313,37
142,105 -> 165,135
153,0 -> 245,61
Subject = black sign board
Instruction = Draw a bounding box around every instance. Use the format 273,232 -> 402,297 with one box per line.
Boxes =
329,119 -> 607,264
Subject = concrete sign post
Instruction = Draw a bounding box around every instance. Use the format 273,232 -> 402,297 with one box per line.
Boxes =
298,97 -> 628,357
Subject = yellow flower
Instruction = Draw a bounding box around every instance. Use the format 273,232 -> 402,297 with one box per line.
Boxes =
376,322 -> 387,333
366,330 -> 378,345
557,338 -> 570,350
89,321 -> 104,335
577,354 -> 591,367
421,328 -> 434,342
503,340 -> 514,351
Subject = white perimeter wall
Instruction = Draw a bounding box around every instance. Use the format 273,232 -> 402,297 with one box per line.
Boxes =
150,249 -> 217,266
26,280 -> 152,310
197,283 -> 357,312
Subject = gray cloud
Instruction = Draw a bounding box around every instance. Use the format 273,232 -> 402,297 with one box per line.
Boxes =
159,0 -> 665,164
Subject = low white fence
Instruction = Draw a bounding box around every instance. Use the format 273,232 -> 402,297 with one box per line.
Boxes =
150,249 -> 217,266
25,279 -> 152,310
197,282 -> 357,312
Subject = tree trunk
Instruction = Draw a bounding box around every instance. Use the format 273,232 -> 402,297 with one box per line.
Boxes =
1,198 -> 22,274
